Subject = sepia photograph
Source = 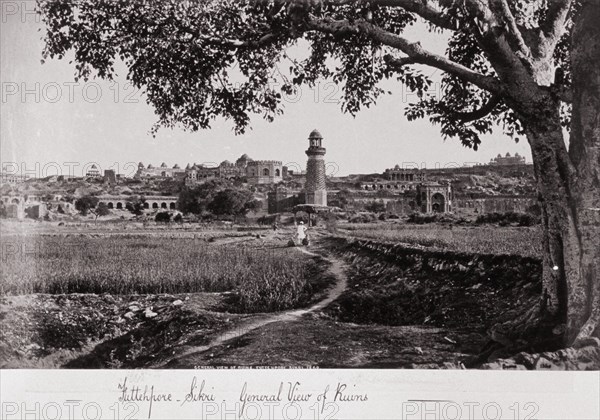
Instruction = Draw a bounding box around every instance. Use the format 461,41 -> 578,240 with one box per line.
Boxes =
1,0 -> 600,417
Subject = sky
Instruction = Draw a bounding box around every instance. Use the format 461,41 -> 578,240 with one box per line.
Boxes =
0,2 -> 533,178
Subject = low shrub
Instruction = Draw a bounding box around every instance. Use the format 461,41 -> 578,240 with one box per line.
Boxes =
476,211 -> 539,226
349,213 -> 377,223
155,212 -> 171,223
407,213 -> 438,224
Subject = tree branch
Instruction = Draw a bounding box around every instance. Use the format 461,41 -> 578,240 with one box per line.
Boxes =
439,94 -> 502,122
324,0 -> 457,31
306,15 -> 502,94
541,0 -> 573,45
383,55 -> 417,68
489,0 -> 532,59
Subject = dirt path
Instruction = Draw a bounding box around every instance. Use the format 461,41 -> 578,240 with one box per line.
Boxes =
161,245 -> 348,366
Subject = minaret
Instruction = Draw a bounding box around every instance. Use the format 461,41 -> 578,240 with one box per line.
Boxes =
305,129 -> 327,206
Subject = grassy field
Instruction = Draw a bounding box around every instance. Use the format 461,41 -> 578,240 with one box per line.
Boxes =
0,235 -> 322,312
337,223 -> 542,258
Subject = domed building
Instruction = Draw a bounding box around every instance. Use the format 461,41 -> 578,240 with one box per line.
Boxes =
85,164 -> 101,177
183,152 -> 283,185
236,154 -> 253,167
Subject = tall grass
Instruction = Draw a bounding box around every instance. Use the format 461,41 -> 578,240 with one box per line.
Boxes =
0,236 -> 312,301
338,223 -> 542,257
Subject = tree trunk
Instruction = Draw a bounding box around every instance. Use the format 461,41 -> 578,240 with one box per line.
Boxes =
568,0 -> 600,345
516,0 -> 600,347
521,98 -> 578,335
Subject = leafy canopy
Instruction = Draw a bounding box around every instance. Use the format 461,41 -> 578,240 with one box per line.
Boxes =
38,0 -> 574,149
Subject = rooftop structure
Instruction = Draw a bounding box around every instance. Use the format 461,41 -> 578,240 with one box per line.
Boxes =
489,152 -> 526,166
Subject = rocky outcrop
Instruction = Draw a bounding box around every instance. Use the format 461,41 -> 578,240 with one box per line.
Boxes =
482,338 -> 600,370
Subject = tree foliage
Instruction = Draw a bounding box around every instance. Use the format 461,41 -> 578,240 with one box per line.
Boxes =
36,0 -> 573,146
126,195 -> 146,215
177,179 -> 232,215
75,195 -> 99,216
365,199 -> 386,213
155,211 -> 172,223
208,188 -> 260,217
93,201 -> 111,220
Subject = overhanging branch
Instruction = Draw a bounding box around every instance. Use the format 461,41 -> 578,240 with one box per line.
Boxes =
439,94 -> 502,122
307,15 -> 502,94
383,55 -> 417,68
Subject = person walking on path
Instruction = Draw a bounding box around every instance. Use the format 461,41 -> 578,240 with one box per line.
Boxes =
296,221 -> 308,245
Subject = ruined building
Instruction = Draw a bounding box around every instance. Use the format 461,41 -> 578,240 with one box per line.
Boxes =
246,160 -> 283,185
384,165 -> 427,182
184,154 -> 283,186
103,169 -> 117,185
416,182 -> 452,213
0,169 -> 29,185
135,162 -> 186,179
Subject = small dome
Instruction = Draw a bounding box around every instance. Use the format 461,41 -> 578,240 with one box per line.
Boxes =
138,162 -> 144,168
185,163 -> 191,170
497,154 -> 502,158
394,164 -> 400,170
505,152 -> 511,157
308,129 -> 323,139
160,162 -> 167,168
173,164 -> 180,169
514,152 -> 520,157
147,164 -> 154,169
91,164 -> 97,169
220,160 -> 232,166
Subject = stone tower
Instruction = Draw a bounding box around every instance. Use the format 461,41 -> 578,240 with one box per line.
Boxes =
305,129 -> 327,206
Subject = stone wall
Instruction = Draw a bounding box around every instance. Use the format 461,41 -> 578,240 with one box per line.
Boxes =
267,191 -> 304,213
454,196 -> 537,215
246,160 -> 283,185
